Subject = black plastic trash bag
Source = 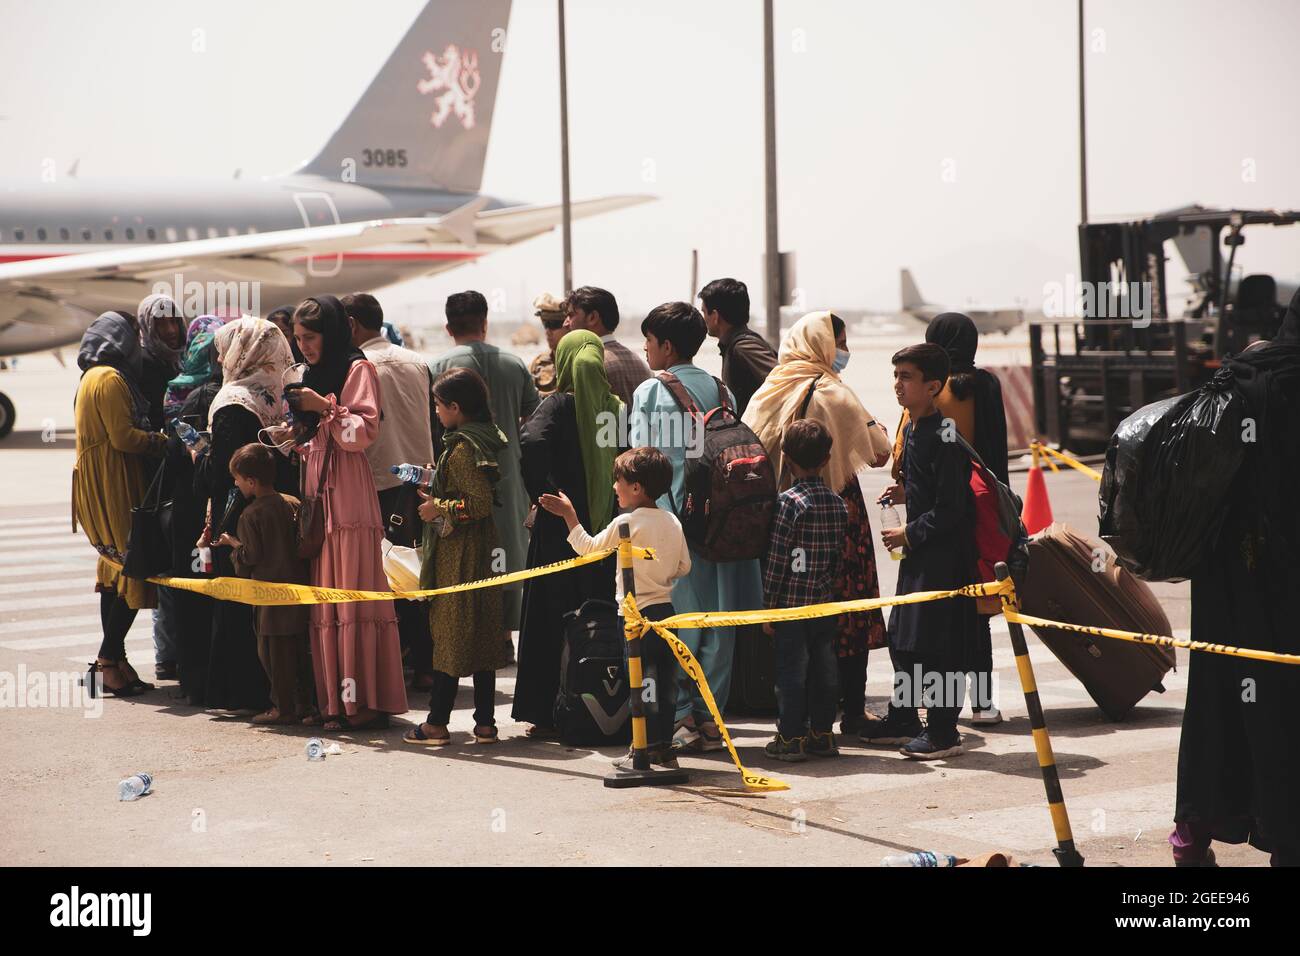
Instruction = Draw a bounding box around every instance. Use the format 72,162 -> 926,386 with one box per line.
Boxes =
1099,369 -> 1246,582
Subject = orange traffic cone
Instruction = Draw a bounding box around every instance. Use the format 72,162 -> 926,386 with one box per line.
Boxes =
1021,447 -> 1054,535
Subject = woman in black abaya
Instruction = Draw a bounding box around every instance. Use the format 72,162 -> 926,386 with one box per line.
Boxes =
1171,291 -> 1300,867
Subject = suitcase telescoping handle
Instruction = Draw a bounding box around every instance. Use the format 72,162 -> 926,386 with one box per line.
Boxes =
994,562 -> 1085,868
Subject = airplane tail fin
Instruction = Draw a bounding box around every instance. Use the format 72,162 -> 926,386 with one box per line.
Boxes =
900,268 -> 926,310
298,0 -> 512,193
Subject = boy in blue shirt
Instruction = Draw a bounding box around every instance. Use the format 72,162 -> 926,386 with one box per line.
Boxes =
628,302 -> 764,753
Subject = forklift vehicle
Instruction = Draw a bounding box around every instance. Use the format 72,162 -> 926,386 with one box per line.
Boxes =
1030,205 -> 1300,451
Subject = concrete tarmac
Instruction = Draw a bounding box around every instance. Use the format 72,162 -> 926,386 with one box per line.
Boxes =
0,349 -> 1257,867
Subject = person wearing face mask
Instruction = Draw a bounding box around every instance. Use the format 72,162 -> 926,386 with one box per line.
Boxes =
742,311 -> 893,736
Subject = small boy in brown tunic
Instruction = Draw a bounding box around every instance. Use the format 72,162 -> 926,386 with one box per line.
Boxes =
218,443 -> 313,725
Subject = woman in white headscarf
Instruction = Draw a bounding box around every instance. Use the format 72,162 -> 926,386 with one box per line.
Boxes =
742,311 -> 893,735
194,317 -> 294,711
136,294 -> 186,430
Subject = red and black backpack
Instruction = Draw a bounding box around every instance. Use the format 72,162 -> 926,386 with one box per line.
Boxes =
654,371 -> 777,562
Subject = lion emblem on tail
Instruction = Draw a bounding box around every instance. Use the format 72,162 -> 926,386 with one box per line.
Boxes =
417,44 -> 481,130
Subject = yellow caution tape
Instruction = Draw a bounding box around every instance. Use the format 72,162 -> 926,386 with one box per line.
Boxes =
1004,608 -> 1300,666
1032,443 -> 1057,474
109,545 -> 656,606
1031,441 -> 1102,482
623,595 -> 789,793
612,580 -> 1009,792
653,579 -> 1012,632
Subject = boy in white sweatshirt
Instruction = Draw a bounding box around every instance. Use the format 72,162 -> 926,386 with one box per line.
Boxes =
540,446 -> 691,767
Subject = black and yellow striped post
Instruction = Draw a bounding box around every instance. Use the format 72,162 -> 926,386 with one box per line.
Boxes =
994,562 -> 1084,867
605,522 -> 688,788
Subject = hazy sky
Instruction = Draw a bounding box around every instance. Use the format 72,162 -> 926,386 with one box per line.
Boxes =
3,0 -> 1298,324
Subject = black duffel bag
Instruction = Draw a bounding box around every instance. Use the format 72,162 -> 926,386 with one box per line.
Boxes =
553,599 -> 632,746
1099,368 -> 1246,582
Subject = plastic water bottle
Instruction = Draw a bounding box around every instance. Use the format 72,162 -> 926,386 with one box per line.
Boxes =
117,772 -> 153,801
175,421 -> 209,456
880,499 -> 905,561
882,850 -> 958,867
306,738 -> 325,761
390,463 -> 434,489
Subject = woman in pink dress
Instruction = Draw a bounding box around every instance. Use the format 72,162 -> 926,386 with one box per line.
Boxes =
286,295 -> 406,730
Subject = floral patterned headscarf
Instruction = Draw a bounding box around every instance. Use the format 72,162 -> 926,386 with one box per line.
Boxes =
207,317 -> 294,428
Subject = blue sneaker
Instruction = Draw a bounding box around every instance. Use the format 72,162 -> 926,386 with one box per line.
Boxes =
900,730 -> 963,760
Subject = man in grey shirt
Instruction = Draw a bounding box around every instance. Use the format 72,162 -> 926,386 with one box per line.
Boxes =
429,291 -> 541,633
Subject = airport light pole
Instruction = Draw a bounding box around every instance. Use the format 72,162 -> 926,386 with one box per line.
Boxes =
559,0 -> 574,293
1077,0 -> 1088,225
763,0 -> 780,345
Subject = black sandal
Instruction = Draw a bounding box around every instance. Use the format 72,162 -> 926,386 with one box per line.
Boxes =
86,661 -> 148,698
116,658 -> 155,694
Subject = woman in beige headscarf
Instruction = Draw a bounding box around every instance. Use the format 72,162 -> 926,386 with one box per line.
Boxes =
195,317 -> 295,713
742,311 -> 893,735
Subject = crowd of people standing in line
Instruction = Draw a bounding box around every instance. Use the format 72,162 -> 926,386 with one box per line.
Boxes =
68,276 -> 1299,864
70,280 -> 1010,753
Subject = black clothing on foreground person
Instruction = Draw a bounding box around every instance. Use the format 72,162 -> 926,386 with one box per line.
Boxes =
1171,289 -> 1300,866
511,390 -> 615,731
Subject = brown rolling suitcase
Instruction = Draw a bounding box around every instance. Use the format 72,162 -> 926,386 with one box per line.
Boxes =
1019,522 -> 1175,721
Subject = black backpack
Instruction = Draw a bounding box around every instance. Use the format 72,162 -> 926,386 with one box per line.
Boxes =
654,371 -> 777,562
553,599 -> 632,746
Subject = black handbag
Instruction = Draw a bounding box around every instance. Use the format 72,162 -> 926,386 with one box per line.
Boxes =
383,482 -> 422,548
123,458 -> 174,579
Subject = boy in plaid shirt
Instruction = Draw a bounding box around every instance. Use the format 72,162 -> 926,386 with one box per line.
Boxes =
761,419 -> 848,761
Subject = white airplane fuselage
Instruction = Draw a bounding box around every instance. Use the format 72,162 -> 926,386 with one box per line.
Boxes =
0,174 -> 504,353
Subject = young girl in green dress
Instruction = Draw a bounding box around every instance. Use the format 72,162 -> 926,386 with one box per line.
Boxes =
404,367 -> 509,746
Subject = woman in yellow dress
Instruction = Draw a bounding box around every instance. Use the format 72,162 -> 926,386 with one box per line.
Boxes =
73,311 -> 167,696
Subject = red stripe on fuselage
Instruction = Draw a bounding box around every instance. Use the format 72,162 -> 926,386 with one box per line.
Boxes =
0,250 -> 483,265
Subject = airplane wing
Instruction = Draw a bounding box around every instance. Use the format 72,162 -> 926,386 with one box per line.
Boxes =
0,194 -> 653,325
474,195 -> 653,244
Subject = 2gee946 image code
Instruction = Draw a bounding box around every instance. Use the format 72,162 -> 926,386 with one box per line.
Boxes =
1122,892 -> 1250,907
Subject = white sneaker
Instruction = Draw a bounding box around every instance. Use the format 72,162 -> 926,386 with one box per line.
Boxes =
969,707 -> 1003,726
671,722 -> 700,752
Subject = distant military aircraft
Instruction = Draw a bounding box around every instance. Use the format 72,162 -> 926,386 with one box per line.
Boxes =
0,0 -> 649,437
898,269 -> 1029,335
